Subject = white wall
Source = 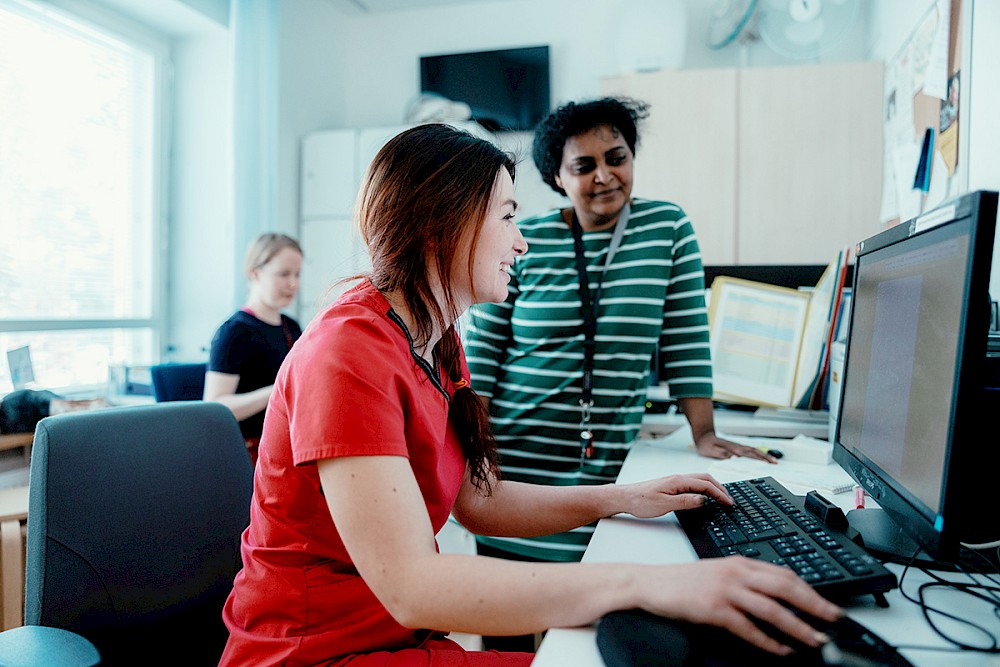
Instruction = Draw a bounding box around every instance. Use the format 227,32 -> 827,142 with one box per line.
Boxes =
324,0 -> 870,129
87,0 -> 1000,360
865,0 -> 937,62
966,0 -> 1000,298
167,29 -> 234,360
967,0 -> 1000,192
277,0 -> 351,259
275,0 -> 875,305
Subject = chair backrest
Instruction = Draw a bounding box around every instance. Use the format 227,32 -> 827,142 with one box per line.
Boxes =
25,401 -> 253,666
150,362 -> 207,402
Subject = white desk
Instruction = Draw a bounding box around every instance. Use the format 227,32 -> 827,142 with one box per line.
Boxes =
641,408 -> 830,440
106,393 -> 156,407
531,431 -> 1000,667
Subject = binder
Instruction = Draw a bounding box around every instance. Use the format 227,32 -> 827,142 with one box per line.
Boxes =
707,250 -> 850,409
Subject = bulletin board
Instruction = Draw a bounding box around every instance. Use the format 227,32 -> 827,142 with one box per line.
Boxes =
880,0 -> 964,226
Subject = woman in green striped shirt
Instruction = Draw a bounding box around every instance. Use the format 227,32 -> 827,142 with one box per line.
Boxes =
464,97 -> 774,575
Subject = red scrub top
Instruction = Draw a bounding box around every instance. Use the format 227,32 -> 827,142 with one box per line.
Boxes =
220,280 -> 472,666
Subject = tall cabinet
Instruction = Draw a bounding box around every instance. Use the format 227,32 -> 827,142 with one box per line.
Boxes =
602,61 -> 884,266
299,123 -> 566,325
299,125 -> 410,324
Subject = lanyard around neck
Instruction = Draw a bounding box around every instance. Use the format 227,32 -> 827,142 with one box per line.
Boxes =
569,202 -> 630,419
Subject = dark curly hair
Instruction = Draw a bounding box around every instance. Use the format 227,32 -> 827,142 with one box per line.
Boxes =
532,97 -> 650,196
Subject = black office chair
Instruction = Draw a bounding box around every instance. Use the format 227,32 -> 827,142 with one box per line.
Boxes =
150,362 -> 207,402
0,401 -> 253,666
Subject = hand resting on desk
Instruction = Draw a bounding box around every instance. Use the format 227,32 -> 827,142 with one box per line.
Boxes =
675,396 -> 778,463
693,431 -> 780,464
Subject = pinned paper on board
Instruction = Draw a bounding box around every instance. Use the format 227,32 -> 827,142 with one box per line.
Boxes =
879,0 -> 963,226
922,0 -> 951,100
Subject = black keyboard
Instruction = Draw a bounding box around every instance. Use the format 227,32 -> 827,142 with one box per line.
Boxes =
676,476 -> 897,602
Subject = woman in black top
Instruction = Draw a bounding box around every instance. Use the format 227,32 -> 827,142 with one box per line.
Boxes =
205,232 -> 303,464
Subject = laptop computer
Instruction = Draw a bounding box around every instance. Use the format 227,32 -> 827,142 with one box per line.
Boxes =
6,346 -> 35,390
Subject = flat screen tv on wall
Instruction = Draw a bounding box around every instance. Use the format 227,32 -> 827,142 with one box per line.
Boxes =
419,45 -> 550,132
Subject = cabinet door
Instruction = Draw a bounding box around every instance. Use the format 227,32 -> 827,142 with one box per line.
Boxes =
357,125 -> 413,187
301,130 -> 357,219
299,216 -> 367,325
737,62 -> 883,263
603,68 -> 739,265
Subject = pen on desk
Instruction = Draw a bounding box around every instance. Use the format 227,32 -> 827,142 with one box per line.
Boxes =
854,486 -> 866,509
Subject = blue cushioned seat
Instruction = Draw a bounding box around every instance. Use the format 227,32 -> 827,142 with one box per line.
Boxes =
150,362 -> 207,402
0,401 -> 252,666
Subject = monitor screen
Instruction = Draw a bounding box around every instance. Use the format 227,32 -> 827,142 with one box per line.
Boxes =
420,46 -> 550,132
832,190 -> 998,564
6,346 -> 34,390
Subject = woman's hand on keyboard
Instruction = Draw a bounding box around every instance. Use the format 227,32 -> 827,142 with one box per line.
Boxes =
620,473 -> 735,518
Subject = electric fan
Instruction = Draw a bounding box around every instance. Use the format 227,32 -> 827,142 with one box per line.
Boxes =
706,0 -> 758,50
758,0 -> 860,60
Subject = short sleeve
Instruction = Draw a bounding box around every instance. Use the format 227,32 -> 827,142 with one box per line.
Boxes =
276,308 -> 410,467
208,320 -> 249,375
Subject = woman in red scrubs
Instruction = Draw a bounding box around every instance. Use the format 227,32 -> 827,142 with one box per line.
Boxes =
219,123 -> 841,667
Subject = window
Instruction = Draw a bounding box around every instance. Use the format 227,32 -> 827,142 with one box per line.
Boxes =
0,0 -> 165,394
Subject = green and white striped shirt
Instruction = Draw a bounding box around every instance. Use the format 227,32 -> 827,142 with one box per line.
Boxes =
463,198 -> 713,562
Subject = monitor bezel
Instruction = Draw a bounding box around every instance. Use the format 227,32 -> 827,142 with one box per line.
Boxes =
831,190 -> 998,562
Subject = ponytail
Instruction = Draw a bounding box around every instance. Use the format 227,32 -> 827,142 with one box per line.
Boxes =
438,330 -> 499,494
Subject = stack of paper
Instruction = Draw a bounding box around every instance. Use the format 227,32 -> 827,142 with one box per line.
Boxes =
708,457 -> 855,496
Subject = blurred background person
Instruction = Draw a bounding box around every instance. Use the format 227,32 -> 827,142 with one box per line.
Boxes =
205,232 -> 303,465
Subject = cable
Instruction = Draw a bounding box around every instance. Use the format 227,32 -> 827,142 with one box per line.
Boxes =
962,539 -> 1000,549
890,548 -> 1000,653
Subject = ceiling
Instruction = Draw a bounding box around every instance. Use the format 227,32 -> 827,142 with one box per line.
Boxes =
330,0 -> 507,14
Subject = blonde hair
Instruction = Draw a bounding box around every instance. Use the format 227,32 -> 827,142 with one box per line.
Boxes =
244,233 -> 303,280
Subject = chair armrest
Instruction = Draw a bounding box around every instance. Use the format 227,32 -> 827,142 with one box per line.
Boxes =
0,625 -> 100,666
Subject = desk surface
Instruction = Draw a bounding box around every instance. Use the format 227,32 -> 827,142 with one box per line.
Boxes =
531,431 -> 1000,667
0,433 -> 32,453
0,486 -> 28,523
641,408 -> 830,440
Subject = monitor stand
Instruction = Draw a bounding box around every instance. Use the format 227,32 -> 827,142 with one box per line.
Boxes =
846,508 -> 957,571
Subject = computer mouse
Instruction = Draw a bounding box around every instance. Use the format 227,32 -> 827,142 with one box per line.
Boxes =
596,608 -> 915,667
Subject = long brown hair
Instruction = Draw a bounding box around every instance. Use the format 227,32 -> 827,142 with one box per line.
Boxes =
358,123 -> 515,493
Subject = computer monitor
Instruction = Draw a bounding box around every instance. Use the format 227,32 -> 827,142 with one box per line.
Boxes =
832,190 -> 999,566
6,345 -> 35,390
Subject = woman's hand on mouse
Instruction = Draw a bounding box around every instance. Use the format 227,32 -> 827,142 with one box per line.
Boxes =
642,556 -> 843,656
